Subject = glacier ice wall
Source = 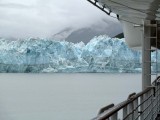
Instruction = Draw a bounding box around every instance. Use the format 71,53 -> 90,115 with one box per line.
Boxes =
0,35 -> 159,73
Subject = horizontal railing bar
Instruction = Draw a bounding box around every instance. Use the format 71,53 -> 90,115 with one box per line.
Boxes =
152,102 -> 157,108
93,76 -> 160,120
134,115 -> 140,120
155,88 -> 160,93
123,95 -> 153,120
137,94 -> 153,107
94,87 -> 154,120
152,76 -> 160,85
143,103 -> 153,120
98,104 -> 114,114
152,111 -> 157,116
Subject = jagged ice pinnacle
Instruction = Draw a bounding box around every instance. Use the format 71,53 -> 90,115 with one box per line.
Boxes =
0,35 -> 159,73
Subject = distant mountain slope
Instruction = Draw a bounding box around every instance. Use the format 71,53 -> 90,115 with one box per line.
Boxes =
52,27 -> 75,40
66,28 -> 102,44
52,18 -> 123,44
114,33 -> 124,38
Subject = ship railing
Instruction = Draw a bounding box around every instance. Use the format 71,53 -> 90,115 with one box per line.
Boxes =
92,76 -> 160,120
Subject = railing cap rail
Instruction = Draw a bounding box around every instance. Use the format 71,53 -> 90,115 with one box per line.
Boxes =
93,87 -> 154,120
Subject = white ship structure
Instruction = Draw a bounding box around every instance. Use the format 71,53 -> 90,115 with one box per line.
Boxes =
87,0 -> 160,120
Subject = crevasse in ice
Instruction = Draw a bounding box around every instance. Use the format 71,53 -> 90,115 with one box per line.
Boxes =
0,35 -> 159,73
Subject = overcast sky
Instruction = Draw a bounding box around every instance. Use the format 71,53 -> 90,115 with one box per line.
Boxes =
0,0 -> 118,38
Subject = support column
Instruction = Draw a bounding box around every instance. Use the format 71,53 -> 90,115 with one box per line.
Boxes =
142,20 -> 151,90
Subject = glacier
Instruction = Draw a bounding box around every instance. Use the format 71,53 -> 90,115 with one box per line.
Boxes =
0,35 -> 159,73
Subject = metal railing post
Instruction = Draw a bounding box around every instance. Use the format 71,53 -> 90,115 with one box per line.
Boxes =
158,81 -> 160,112
110,112 -> 118,120
140,95 -> 144,120
133,99 -> 138,120
128,102 -> 133,120
93,79 -> 159,120
123,106 -> 128,120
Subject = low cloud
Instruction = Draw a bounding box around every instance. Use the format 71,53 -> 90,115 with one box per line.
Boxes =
0,0 -> 119,38
0,3 -> 33,9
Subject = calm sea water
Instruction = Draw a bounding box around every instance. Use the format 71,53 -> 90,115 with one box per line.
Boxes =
0,73 -> 143,120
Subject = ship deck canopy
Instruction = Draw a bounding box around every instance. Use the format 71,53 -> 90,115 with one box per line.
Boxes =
88,0 -> 160,49
96,0 -> 160,20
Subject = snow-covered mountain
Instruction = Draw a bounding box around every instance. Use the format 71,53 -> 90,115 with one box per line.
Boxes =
52,19 -> 122,44
52,27 -> 75,40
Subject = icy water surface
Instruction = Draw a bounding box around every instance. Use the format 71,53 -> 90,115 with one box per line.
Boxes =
0,73 -> 142,120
